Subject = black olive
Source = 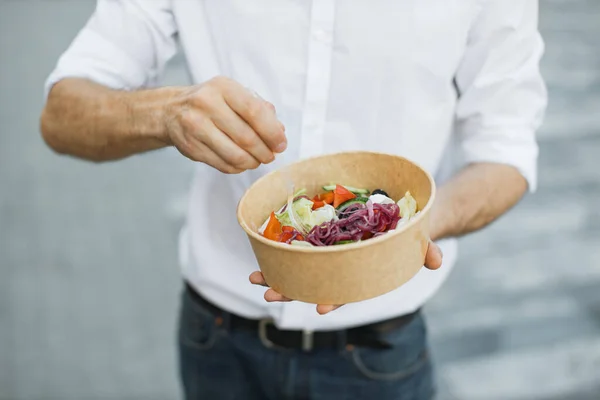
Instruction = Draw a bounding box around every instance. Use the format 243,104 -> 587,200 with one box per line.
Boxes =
372,189 -> 389,197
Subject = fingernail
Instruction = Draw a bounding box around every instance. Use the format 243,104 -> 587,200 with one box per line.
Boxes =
264,153 -> 275,164
275,141 -> 287,153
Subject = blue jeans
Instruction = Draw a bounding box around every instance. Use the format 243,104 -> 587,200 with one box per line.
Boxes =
177,287 -> 435,400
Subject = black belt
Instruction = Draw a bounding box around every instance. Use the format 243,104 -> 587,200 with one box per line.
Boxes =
185,283 -> 418,352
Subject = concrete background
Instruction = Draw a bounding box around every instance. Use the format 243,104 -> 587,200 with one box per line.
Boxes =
1,1 -> 599,399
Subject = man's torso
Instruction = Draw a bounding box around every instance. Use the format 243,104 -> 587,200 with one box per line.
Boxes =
173,0 -> 472,330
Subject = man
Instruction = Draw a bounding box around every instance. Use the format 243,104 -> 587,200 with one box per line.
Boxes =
40,1 -> 546,399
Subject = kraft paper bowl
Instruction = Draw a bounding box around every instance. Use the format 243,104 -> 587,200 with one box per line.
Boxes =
236,151 -> 436,305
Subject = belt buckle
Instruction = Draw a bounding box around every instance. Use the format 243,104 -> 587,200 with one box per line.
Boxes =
258,319 -> 314,352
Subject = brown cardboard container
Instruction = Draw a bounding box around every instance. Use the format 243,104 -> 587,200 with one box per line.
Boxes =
236,151 -> 436,305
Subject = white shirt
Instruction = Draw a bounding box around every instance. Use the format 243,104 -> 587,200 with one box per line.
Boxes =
44,0 -> 547,331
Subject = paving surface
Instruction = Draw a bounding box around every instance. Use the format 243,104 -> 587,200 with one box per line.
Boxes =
1,1 -> 599,399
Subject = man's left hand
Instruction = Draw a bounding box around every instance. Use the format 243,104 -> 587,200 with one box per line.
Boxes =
248,239 -> 443,315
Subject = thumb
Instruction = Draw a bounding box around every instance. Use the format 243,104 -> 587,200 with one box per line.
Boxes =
424,240 -> 443,270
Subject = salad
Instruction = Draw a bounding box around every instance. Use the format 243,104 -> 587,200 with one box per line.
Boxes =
258,184 -> 418,247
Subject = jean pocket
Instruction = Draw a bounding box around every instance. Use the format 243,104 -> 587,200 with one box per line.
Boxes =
349,312 -> 430,381
178,289 -> 220,351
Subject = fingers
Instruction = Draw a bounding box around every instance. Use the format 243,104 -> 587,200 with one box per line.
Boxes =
185,138 -> 246,174
249,271 -> 344,313
249,272 -> 289,302
249,271 -> 268,287
264,289 -> 292,302
249,272 -> 292,302
221,80 -> 287,153
191,116 -> 260,171
211,99 -> 275,165
424,240 -> 443,270
316,304 -> 344,315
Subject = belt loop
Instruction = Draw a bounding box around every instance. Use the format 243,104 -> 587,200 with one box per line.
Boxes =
302,330 -> 314,352
258,319 -> 276,349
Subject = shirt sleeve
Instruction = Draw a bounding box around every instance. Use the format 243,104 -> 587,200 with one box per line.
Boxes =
454,0 -> 548,192
44,0 -> 178,99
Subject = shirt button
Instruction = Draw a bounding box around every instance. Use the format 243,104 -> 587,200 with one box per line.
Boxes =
312,29 -> 331,43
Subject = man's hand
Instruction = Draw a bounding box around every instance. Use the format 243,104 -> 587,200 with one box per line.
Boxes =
165,76 -> 287,173
41,76 -> 286,169
248,239 -> 443,315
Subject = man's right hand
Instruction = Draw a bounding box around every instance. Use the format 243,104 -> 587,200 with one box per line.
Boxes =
40,76 -> 286,169
165,76 -> 287,174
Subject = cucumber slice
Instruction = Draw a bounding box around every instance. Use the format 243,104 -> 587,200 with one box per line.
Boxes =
334,240 -> 355,245
336,197 -> 369,211
322,184 -> 370,195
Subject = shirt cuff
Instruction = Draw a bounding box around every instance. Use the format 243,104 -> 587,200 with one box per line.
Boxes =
460,128 -> 539,193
